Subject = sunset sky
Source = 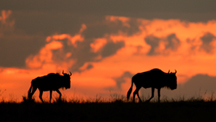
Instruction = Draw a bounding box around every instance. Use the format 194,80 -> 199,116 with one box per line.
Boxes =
0,0 -> 216,101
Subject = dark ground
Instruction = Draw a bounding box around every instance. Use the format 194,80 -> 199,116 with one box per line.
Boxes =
0,100 -> 216,122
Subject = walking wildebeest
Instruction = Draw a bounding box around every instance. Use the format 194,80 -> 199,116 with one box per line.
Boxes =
28,71 -> 72,103
127,68 -> 177,102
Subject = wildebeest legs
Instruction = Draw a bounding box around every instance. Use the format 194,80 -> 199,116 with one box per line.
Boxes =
39,91 -> 44,103
56,89 -> 62,100
28,87 -> 37,99
133,87 -> 142,102
49,90 -> 62,102
146,88 -> 161,102
146,88 -> 154,102
50,90 -> 52,103
157,88 -> 161,103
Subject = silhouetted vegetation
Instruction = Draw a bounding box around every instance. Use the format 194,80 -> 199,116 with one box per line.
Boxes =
0,95 -> 216,122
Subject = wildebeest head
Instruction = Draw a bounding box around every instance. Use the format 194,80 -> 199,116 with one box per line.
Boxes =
62,70 -> 72,89
166,70 -> 177,90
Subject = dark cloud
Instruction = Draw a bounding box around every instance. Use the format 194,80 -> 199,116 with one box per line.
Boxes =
68,39 -> 98,72
145,36 -> 160,55
145,33 -> 180,55
1,0 -> 216,22
165,34 -> 180,50
0,10 -> 128,68
180,74 -> 216,95
10,11 -> 140,38
49,38 -> 96,72
0,35 -> 46,68
86,64 -> 93,70
105,71 -> 134,91
84,17 -> 140,38
48,37 -> 125,72
101,41 -> 125,57
12,11 -> 103,35
115,71 -> 133,90
140,74 -> 216,100
200,32 -> 216,53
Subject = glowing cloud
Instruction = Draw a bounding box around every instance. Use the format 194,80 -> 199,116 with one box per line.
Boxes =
0,10 -> 14,34
1,14 -> 216,101
90,38 -> 107,53
26,40 -> 63,68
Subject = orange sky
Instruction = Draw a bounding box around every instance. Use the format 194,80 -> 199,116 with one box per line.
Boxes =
0,10 -> 216,102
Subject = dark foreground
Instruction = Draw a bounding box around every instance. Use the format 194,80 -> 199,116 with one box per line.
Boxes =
0,100 -> 216,122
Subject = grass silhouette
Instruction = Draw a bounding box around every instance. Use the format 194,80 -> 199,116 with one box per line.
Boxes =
15,93 -> 216,104
0,95 -> 216,122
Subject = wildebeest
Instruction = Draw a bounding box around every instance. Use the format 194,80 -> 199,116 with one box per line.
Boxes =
127,68 -> 177,102
28,71 -> 72,102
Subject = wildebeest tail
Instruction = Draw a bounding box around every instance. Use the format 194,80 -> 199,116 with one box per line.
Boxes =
127,80 -> 133,101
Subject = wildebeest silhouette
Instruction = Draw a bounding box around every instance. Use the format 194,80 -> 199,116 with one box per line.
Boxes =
28,71 -> 72,103
127,68 -> 177,102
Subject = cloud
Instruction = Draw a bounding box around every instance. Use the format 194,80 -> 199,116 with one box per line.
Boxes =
25,25 -> 87,71
90,38 -> 107,53
145,33 -> 181,55
25,23 -> 126,72
105,71 -> 133,91
101,41 -> 125,57
200,32 -> 216,53
25,40 -> 64,69
182,74 -> 216,94
1,1 -> 216,22
0,10 -> 46,68
0,10 -> 14,33
1,14 -> 216,101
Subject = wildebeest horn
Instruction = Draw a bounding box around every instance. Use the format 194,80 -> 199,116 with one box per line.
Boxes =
62,70 -> 65,74
69,71 -> 72,76
174,69 -> 177,74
